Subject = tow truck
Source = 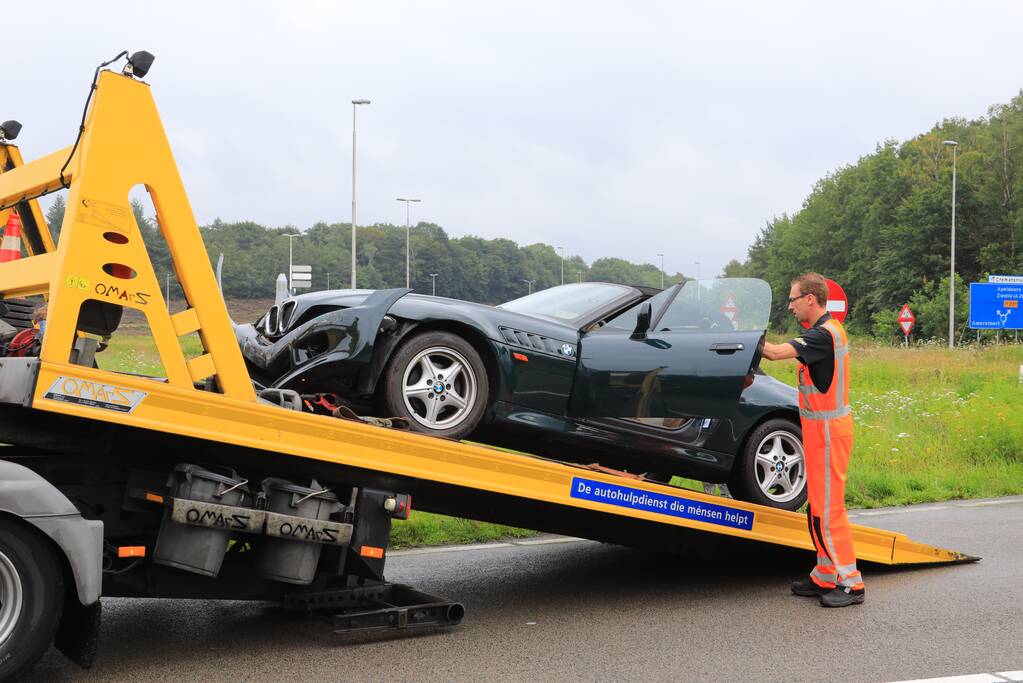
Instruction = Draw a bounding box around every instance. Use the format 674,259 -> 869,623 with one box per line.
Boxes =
0,52 -> 975,680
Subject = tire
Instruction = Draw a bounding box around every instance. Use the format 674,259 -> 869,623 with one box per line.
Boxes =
728,418 -> 807,511
0,517 -> 64,682
380,331 -> 489,441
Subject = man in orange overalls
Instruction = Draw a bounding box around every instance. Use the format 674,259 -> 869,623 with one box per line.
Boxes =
762,272 -> 864,608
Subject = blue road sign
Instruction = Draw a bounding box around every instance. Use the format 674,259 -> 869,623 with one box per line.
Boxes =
969,282 -> 1023,329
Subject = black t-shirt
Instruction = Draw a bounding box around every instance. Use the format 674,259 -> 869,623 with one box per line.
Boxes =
787,313 -> 835,393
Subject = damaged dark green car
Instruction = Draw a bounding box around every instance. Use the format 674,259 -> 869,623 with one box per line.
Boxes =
235,278 -> 806,510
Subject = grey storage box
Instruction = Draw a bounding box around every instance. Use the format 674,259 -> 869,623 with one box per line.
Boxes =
152,463 -> 250,577
254,478 -> 342,585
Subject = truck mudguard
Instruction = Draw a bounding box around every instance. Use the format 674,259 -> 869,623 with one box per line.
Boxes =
0,459 -> 103,605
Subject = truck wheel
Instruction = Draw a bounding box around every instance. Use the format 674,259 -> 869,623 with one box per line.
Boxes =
728,419 -> 807,511
381,331 -> 489,441
0,517 -> 64,681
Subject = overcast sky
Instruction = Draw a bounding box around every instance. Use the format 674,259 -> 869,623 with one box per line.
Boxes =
7,1 -> 1023,278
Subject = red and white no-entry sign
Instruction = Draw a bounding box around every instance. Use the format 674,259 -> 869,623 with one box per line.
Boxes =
721,294 -> 738,330
898,304 -> 916,336
801,278 -> 849,329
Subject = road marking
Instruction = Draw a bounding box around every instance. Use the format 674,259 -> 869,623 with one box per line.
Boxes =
888,672 -> 1023,683
393,542 -> 514,556
856,506 -> 949,517
392,536 -> 586,557
954,499 -> 1023,507
514,536 -> 586,546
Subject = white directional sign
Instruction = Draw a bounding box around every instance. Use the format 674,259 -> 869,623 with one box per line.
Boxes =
291,265 -> 312,288
988,274 -> 1023,284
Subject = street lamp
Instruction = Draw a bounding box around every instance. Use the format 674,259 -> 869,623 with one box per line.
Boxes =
944,139 -> 958,349
283,233 -> 304,294
524,279 -> 535,294
657,252 -> 664,289
351,99 -> 371,290
694,260 -> 701,281
556,246 -> 564,286
429,272 -> 438,296
396,197 -> 422,288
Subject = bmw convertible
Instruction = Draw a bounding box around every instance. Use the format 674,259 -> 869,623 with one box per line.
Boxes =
235,278 -> 806,510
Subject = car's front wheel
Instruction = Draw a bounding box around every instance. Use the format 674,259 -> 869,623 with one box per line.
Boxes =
380,331 -> 489,441
728,418 -> 807,511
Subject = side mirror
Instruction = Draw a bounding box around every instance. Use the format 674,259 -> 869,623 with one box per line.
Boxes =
631,303 -> 652,339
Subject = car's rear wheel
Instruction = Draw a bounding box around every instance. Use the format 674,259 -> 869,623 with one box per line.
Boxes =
0,517 -> 64,682
381,331 -> 489,440
728,418 -> 807,511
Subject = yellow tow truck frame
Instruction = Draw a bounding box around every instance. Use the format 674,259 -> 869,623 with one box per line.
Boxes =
0,58 -> 974,675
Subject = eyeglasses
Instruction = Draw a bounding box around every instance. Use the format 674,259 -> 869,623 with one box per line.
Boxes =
787,293 -> 808,304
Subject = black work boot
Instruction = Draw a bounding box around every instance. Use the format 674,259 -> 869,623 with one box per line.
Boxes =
790,578 -> 830,597
820,585 -> 865,607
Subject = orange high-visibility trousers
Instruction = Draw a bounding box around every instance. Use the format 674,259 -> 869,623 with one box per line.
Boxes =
801,416 -> 863,589
798,318 -> 863,590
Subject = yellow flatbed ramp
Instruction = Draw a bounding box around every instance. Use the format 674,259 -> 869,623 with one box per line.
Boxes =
0,67 -> 974,569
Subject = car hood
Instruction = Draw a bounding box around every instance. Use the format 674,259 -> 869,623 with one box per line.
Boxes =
256,289 -> 582,344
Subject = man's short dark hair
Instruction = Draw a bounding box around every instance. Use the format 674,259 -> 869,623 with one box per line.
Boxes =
791,272 -> 828,307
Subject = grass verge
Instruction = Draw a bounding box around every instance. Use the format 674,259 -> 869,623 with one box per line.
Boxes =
762,337 -> 1023,508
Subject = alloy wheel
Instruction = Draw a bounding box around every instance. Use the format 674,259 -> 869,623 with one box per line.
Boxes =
401,346 -> 478,430
754,430 -> 806,504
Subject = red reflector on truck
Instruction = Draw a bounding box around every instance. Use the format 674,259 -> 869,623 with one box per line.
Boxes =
118,546 -> 146,558
360,545 -> 385,559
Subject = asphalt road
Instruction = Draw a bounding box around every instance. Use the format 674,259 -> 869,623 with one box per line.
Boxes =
27,496 -> 1023,683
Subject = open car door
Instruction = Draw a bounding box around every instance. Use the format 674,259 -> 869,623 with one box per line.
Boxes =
568,278 -> 771,418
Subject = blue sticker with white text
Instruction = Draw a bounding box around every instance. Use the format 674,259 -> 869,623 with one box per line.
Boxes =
570,477 -> 755,530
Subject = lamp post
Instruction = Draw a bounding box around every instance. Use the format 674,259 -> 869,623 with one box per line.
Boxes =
429,273 -> 438,296
657,252 -> 664,289
524,279 -> 535,294
396,197 -> 421,288
351,99 -> 371,290
943,139 -> 958,349
556,246 -> 564,285
326,273 -> 331,290
283,233 -> 304,294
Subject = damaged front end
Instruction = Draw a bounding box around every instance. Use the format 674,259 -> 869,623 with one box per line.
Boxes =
236,288 -> 411,396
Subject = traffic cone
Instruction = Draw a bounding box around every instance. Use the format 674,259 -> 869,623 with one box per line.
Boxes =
0,211 -> 23,262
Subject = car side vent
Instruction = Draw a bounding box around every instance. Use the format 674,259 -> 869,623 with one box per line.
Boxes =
500,327 -> 560,354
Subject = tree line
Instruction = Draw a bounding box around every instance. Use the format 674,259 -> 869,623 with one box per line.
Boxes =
42,196 -> 687,305
725,90 -> 1023,340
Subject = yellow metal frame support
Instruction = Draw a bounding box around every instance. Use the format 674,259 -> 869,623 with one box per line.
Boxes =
0,70 -> 974,568
0,70 -> 254,399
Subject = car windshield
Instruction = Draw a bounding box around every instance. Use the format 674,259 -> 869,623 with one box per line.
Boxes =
499,283 -> 634,322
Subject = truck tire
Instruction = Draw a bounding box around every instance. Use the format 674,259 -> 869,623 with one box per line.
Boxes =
0,517 -> 64,682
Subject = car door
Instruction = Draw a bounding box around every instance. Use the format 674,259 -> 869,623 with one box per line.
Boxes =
568,278 -> 771,418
